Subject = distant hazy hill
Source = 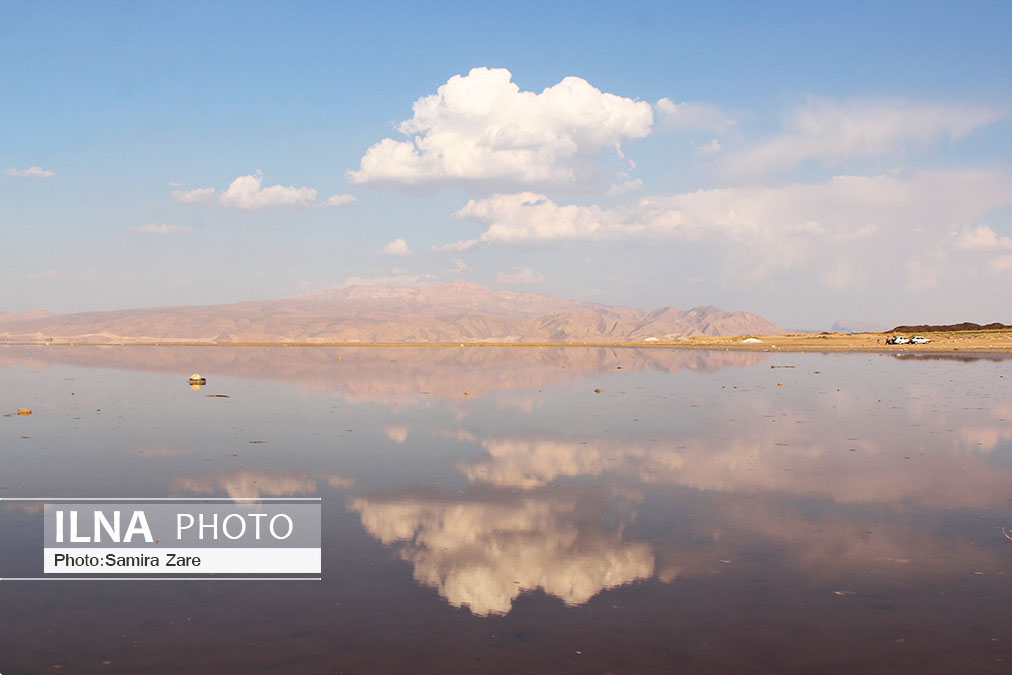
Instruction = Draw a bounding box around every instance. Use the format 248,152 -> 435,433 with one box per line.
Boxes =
889,322 -> 1011,333
0,281 -> 783,344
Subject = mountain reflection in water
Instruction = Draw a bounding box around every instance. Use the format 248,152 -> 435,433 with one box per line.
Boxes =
0,344 -> 767,400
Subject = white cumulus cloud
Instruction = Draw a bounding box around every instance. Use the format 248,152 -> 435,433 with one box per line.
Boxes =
381,238 -> 413,256
726,98 -> 1005,175
497,267 -> 545,285
445,169 -> 1012,284
347,67 -> 653,190
6,166 -> 55,178
172,171 -> 353,210
453,171 -> 1010,246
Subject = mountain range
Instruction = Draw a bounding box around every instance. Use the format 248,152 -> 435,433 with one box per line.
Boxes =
0,281 -> 782,344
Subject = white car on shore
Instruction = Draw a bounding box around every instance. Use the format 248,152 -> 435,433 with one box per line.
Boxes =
885,335 -> 930,345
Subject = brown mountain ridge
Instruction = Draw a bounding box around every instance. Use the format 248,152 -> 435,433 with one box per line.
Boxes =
0,281 -> 782,344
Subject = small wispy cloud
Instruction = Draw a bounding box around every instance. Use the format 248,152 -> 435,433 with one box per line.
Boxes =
343,272 -> 438,287
497,267 -> 545,285
381,238 -> 413,256
655,99 -> 736,132
431,239 -> 478,253
725,98 -> 1005,175
6,166 -> 55,178
324,193 -> 355,207
132,223 -> 194,235
695,138 -> 722,157
607,178 -> 643,196
951,224 -> 1012,251
987,254 -> 1012,272
172,171 -> 353,210
172,186 -> 218,205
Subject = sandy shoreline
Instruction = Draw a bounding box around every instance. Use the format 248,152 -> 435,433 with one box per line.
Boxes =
3,331 -> 1012,352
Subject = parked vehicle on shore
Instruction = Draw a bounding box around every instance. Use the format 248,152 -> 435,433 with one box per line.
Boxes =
885,335 -> 930,345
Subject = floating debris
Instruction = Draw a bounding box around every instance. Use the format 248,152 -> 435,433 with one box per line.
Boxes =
1002,527 -> 1012,542
594,388 -> 601,393
205,394 -> 230,398
188,373 -> 206,390
17,408 -> 31,416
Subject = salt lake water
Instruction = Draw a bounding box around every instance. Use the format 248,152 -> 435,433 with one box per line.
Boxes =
1,346 -> 1010,673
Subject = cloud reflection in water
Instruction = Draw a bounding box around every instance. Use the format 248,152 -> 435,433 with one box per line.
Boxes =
349,492 -> 654,616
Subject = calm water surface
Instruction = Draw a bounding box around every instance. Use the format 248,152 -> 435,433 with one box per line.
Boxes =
1,346 -> 1010,673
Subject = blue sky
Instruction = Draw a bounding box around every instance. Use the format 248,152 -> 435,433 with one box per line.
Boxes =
2,1 -> 1010,328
